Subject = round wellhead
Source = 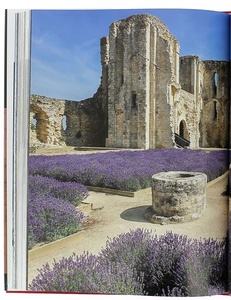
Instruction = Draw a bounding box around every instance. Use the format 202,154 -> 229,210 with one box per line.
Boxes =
145,171 -> 207,224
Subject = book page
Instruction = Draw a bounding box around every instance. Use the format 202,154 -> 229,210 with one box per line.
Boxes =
2,1 -> 231,300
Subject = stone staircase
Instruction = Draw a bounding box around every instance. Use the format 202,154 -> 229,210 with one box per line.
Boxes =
174,133 -> 190,148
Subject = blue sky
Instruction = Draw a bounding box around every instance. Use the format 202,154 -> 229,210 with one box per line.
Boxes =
31,9 -> 230,101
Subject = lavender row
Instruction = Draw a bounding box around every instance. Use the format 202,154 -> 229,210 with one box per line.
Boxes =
29,174 -> 89,206
28,175 -> 87,249
29,149 -> 229,191
29,229 -> 227,296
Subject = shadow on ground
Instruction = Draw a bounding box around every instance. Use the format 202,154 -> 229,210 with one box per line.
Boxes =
120,205 -> 151,222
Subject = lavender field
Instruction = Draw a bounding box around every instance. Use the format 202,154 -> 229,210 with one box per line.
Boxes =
29,149 -> 229,192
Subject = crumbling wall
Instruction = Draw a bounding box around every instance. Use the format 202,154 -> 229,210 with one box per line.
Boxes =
200,61 -> 230,148
63,89 -> 106,147
180,56 -> 198,94
30,92 -> 107,148
30,95 -> 65,147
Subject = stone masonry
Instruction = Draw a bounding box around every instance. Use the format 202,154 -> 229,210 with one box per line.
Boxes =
30,14 -> 230,150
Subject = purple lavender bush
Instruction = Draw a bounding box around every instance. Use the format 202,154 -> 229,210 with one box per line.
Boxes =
153,233 -> 227,296
29,149 -> 229,191
99,230 -> 227,296
29,252 -> 144,294
28,174 -> 87,249
29,174 -> 89,206
100,229 -> 227,296
99,228 -> 152,273
29,229 -> 227,296
28,192 -> 84,249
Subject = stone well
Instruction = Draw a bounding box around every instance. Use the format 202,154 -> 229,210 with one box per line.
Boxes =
145,171 -> 207,224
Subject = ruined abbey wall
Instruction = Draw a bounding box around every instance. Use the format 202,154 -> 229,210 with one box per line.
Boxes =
200,61 -> 230,148
30,90 -> 107,148
30,14 -> 230,150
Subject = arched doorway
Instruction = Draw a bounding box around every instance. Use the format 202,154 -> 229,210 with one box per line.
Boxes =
179,119 -> 189,140
179,120 -> 185,138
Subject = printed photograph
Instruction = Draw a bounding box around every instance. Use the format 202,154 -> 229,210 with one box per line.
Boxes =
27,9 -> 230,296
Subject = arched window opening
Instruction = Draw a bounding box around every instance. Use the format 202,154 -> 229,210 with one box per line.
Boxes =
213,72 -> 218,97
121,74 -> 124,85
62,115 -> 67,130
31,115 -> 37,130
213,101 -> 218,121
131,91 -> 137,109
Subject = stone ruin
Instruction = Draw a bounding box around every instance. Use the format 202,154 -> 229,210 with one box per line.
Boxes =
30,14 -> 230,150
145,171 -> 207,224
30,92 -> 106,148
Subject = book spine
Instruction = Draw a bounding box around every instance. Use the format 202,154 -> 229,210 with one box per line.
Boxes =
5,9 -> 31,291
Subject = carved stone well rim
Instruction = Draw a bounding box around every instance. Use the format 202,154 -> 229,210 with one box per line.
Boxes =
152,171 -> 207,181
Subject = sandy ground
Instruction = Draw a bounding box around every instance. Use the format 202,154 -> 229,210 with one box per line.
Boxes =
32,146 -> 132,155
28,171 -> 229,284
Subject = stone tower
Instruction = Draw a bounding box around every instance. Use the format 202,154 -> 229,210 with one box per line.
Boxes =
102,14 -> 180,149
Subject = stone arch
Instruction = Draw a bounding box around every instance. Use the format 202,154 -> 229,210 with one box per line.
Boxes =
30,105 -> 49,143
